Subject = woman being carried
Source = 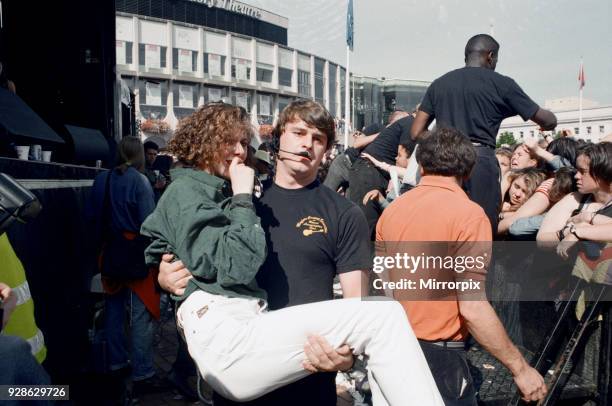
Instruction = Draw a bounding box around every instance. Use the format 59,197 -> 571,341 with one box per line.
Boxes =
141,102 -> 442,405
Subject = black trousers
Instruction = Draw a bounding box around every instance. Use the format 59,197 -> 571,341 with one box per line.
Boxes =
347,158 -> 389,238
419,341 -> 477,406
463,146 -> 501,235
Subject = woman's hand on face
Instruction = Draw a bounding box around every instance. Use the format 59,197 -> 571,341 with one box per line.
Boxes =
229,157 -> 255,195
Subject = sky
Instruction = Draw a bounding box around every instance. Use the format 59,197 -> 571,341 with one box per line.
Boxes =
245,0 -> 612,106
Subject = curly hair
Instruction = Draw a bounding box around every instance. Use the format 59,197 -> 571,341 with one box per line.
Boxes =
167,103 -> 253,171
416,127 -> 477,179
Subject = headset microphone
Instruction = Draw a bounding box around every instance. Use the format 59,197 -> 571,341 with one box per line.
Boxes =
278,149 -> 311,159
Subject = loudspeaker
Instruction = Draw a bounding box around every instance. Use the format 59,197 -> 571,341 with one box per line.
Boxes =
2,0 -> 116,143
64,125 -> 110,166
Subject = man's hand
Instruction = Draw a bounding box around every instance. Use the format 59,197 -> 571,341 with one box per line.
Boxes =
363,189 -> 385,206
0,282 -> 17,329
229,157 -> 255,195
302,335 -> 354,373
513,364 -> 548,402
158,254 -> 192,295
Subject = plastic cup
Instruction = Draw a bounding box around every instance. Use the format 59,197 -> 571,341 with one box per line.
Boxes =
41,151 -> 52,162
30,144 -> 42,160
15,146 -> 30,160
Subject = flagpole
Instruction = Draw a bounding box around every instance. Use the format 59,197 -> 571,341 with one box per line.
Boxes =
344,45 -> 350,148
579,87 -> 583,133
578,58 -> 584,136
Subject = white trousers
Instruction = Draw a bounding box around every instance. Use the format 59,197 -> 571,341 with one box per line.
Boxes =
177,290 -> 443,405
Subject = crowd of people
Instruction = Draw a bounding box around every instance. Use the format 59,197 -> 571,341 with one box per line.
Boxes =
102,33 -> 611,405
3,32 -> 608,405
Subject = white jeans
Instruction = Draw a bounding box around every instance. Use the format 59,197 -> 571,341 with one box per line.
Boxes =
177,290 -> 443,405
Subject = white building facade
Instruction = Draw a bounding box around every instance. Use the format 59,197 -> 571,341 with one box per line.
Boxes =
497,104 -> 612,144
115,2 -> 346,144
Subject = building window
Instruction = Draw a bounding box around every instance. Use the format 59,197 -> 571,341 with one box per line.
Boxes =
139,44 -> 167,69
256,63 -> 273,84
205,86 -> 228,103
575,127 -> 580,135
278,67 -> 292,87
298,70 -> 311,97
172,49 -> 198,73
116,40 -> 133,65
232,58 -> 251,81
587,126 -> 592,134
138,79 -> 168,120
314,58 -> 325,105
278,96 -> 293,117
232,90 -> 251,112
329,64 -> 337,114
173,82 -> 199,119
204,53 -> 226,77
258,93 -> 273,125
530,130 -> 534,137
600,125 -> 605,133
520,131 -> 524,138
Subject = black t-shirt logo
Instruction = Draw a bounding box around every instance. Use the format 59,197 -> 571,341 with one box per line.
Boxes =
296,216 -> 328,237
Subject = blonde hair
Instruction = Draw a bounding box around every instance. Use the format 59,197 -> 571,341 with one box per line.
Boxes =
116,136 -> 145,174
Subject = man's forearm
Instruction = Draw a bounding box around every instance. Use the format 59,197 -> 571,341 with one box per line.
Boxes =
461,301 -> 528,376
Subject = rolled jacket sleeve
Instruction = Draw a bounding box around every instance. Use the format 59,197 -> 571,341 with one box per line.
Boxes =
174,195 -> 266,286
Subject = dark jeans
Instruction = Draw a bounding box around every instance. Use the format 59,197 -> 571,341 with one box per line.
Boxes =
348,158 -> 389,237
419,341 -> 477,406
323,153 -> 352,192
0,335 -> 51,405
463,146 -> 501,235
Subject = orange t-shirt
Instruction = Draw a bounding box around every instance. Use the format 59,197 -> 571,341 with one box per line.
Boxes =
376,176 -> 492,341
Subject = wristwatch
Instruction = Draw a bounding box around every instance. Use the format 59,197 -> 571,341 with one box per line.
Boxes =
569,223 -> 579,238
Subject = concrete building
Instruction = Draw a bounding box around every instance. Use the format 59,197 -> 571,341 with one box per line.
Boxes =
115,0 -> 347,145
498,100 -> 612,143
352,75 -> 430,130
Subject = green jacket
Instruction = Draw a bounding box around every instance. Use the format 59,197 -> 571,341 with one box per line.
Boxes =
141,168 -> 267,302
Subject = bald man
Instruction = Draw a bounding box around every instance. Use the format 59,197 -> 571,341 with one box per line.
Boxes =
411,34 -> 557,231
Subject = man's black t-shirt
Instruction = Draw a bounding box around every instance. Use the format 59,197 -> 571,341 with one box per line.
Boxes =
214,180 -> 371,406
420,67 -> 539,148
362,116 -> 415,165
256,180 -> 371,309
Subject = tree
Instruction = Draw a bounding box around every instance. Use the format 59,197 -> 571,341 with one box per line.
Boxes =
497,131 -> 517,148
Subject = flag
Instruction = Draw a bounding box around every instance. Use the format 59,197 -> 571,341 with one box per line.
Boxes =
578,61 -> 585,90
346,0 -> 354,51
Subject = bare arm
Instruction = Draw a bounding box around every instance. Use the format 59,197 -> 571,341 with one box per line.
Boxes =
524,137 -> 555,162
410,111 -> 432,140
302,269 -> 368,373
574,222 -> 612,243
353,133 -> 379,150
531,108 -> 557,131
536,193 -> 582,248
498,192 -> 550,234
459,300 -> 547,401
339,270 -> 369,298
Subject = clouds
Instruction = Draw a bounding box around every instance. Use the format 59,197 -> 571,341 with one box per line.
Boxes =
438,5 -> 448,25
244,0 -> 612,105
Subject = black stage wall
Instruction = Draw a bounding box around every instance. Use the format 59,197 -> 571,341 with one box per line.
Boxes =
1,0 -> 116,148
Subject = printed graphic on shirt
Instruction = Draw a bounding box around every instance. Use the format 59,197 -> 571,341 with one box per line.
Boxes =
296,216 -> 328,236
